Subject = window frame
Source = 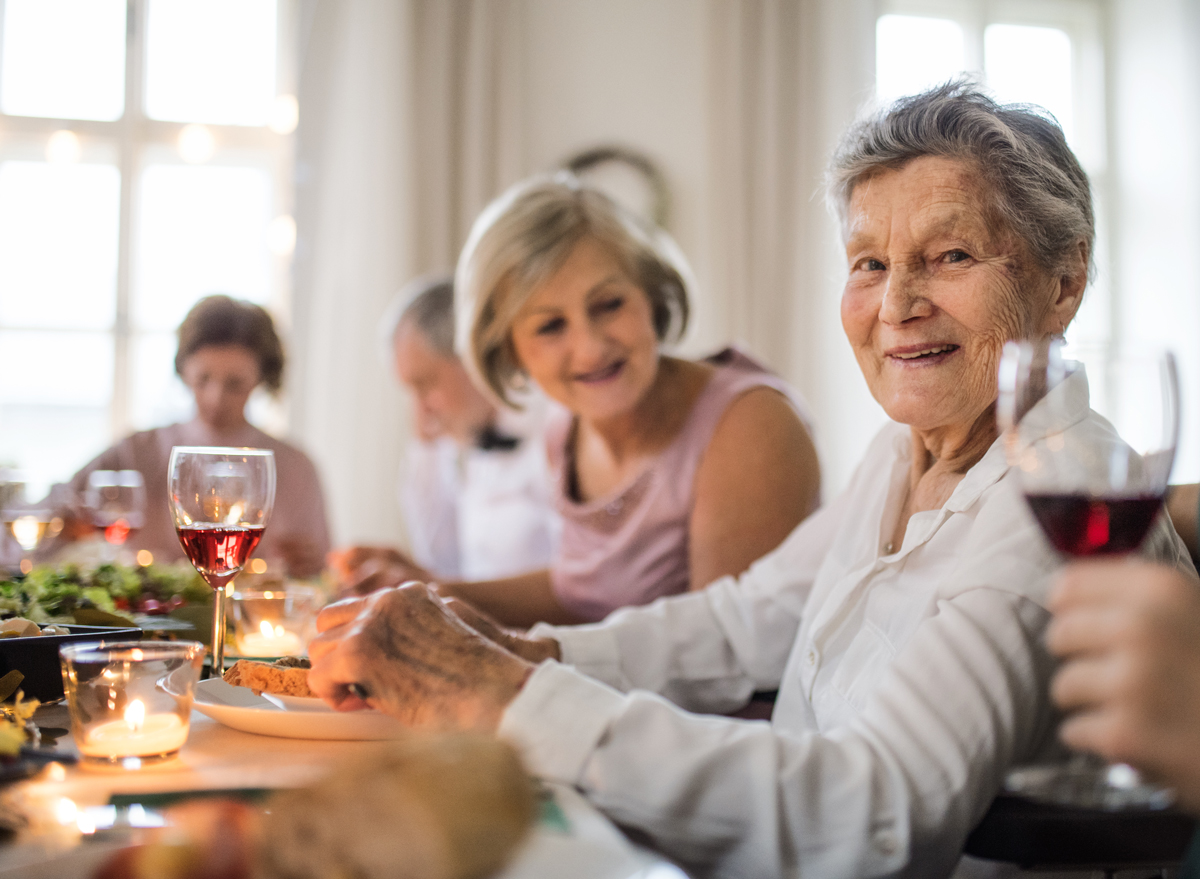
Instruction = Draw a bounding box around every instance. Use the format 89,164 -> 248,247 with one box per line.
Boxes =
0,0 -> 297,452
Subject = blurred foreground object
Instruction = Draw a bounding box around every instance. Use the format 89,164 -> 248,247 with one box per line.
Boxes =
95,732 -> 535,879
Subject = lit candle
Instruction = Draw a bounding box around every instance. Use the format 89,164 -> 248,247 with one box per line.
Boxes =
79,699 -> 188,759
237,619 -> 304,657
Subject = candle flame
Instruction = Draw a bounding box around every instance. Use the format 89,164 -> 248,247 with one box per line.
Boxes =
260,620 -> 274,637
124,699 -> 145,731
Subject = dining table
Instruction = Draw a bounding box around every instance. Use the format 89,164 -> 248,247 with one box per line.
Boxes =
0,700 -> 686,879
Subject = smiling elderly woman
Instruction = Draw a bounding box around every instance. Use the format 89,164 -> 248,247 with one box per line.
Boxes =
309,82 -> 1193,877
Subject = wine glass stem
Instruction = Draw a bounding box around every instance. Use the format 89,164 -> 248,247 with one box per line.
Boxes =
211,587 -> 228,677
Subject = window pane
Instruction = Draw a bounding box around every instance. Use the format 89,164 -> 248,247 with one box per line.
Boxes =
876,15 -> 965,103
0,0 -> 126,121
0,405 -> 110,501
0,161 -> 120,330
144,0 -> 277,125
0,330 -> 113,407
133,164 -> 272,332
985,25 -> 1074,143
129,331 -> 193,431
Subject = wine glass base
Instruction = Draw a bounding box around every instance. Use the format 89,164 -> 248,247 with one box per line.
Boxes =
1005,761 -> 1175,811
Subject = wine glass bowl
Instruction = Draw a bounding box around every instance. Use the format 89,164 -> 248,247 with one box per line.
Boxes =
84,470 -> 147,556
997,338 -> 1180,808
999,340 -> 1179,554
1,478 -> 64,574
168,447 -> 276,675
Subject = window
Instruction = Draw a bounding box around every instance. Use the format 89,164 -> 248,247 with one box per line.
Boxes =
0,0 -> 297,498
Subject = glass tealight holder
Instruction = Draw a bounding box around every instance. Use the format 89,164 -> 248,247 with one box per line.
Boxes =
60,641 -> 205,768
231,586 -> 321,658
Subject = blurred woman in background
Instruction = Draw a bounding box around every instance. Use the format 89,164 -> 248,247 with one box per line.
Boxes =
68,295 -> 331,578
339,175 -> 822,626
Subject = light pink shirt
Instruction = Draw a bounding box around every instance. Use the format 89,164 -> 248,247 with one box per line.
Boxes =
548,348 -> 813,622
69,421 -> 331,577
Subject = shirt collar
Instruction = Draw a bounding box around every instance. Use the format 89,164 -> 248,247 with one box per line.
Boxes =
894,364 -> 1090,516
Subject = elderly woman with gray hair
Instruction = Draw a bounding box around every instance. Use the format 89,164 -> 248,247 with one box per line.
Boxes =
309,81 -> 1193,876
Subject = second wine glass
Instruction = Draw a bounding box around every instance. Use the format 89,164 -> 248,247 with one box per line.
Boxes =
997,338 -> 1180,808
167,447 -> 276,676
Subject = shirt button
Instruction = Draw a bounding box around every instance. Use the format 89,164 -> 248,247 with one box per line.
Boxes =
806,650 -> 817,666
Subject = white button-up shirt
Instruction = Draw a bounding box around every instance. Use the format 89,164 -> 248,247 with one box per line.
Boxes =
500,369 -> 1195,878
400,406 -> 560,582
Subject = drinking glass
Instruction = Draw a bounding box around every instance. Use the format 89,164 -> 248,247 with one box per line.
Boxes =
997,338 -> 1180,808
167,447 -> 275,676
84,470 -> 147,559
231,585 -> 322,657
1,479 -> 63,575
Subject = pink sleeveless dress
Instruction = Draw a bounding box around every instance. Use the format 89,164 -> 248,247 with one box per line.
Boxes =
547,348 -> 814,622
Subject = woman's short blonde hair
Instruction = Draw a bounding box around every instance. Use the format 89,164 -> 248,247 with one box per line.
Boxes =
455,173 -> 692,406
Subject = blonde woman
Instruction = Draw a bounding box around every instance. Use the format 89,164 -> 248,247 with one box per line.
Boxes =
347,176 -> 821,627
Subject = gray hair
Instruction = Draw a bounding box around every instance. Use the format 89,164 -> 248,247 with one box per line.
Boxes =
828,79 -> 1094,282
455,172 -> 693,406
380,274 -> 456,358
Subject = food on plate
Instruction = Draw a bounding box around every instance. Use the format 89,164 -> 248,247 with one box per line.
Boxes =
223,657 -> 314,698
0,619 -> 40,638
93,734 -> 535,879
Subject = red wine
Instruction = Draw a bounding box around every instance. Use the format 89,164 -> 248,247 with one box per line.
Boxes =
176,524 -> 265,579
1024,494 -> 1163,556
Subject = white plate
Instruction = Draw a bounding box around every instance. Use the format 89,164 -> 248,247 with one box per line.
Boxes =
191,679 -> 405,740
264,693 -> 332,712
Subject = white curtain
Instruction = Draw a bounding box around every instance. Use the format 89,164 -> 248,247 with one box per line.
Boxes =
703,0 -> 882,489
290,0 -> 523,545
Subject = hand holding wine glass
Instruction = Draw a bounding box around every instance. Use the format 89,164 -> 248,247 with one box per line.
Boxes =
168,447 -> 276,675
997,338 -> 1180,808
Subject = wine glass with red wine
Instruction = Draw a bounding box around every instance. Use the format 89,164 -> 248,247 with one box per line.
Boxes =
998,338 -> 1180,808
168,447 -> 276,676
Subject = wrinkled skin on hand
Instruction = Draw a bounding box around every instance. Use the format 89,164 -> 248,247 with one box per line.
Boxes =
440,597 -> 560,665
307,583 -> 537,732
327,546 -> 433,599
1048,559 -> 1200,812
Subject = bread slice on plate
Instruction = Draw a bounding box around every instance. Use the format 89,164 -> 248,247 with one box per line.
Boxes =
223,657 -> 313,698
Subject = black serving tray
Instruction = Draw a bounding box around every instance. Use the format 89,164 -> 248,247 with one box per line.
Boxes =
0,625 -> 143,703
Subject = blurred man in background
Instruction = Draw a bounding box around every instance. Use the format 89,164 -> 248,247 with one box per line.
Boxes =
330,276 -> 558,594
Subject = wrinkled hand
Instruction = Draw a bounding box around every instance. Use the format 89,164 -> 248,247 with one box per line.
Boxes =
1048,559 -> 1200,811
307,583 -> 534,732
441,597 -> 561,664
327,546 -> 433,598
